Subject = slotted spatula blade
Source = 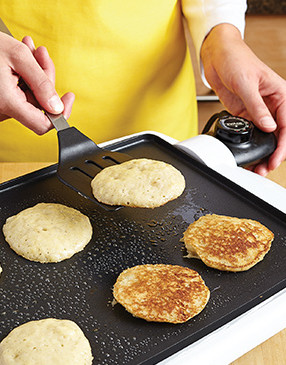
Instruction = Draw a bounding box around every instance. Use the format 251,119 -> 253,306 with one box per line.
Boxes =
46,112 -> 134,208
46,113 -> 132,208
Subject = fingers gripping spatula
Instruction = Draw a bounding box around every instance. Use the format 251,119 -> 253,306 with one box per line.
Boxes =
0,18 -> 132,209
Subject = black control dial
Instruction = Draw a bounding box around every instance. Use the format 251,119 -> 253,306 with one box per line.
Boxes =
202,110 -> 277,166
215,116 -> 254,144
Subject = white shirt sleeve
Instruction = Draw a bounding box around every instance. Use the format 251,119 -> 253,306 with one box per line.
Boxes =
182,0 -> 247,86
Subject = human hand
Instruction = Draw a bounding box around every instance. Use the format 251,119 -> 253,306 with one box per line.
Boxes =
0,32 -> 74,134
201,24 -> 286,176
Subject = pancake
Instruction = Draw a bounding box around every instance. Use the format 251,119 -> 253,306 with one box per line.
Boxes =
91,158 -> 185,208
0,318 -> 93,365
182,214 -> 274,272
2,203 -> 92,263
113,264 -> 210,323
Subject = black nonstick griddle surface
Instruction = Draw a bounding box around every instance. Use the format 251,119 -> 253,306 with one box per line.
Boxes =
1,133 -> 286,365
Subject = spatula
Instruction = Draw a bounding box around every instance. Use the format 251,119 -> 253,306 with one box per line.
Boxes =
0,18 -> 132,208
46,112 -> 132,206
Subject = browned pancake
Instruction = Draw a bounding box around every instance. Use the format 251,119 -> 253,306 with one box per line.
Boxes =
182,214 -> 274,272
113,264 -> 210,323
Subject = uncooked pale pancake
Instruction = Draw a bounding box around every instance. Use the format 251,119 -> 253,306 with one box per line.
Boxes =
182,214 -> 274,272
0,318 -> 93,365
113,264 -> 210,323
91,158 -> 185,208
2,203 -> 92,263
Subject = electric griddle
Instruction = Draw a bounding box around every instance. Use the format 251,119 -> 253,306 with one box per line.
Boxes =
0,132 -> 286,365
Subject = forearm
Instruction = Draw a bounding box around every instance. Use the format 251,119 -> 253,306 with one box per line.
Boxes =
182,0 -> 247,72
201,23 -> 244,74
201,23 -> 243,54
201,23 -> 246,88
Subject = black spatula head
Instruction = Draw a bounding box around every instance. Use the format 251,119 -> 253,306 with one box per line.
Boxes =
57,127 -> 132,210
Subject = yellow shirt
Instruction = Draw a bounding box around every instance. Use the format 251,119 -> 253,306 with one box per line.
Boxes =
0,0 -> 197,161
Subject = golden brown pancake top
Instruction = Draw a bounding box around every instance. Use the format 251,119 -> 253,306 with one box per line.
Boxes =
183,214 -> 274,272
113,264 -> 210,323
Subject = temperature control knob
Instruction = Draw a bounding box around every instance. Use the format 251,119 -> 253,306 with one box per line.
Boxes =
202,111 -> 277,166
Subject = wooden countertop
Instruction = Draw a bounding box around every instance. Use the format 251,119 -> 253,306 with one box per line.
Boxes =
0,161 -> 285,364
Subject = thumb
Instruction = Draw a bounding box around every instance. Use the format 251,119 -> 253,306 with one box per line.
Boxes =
239,88 -> 276,132
254,113 -> 277,133
11,42 -> 64,114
